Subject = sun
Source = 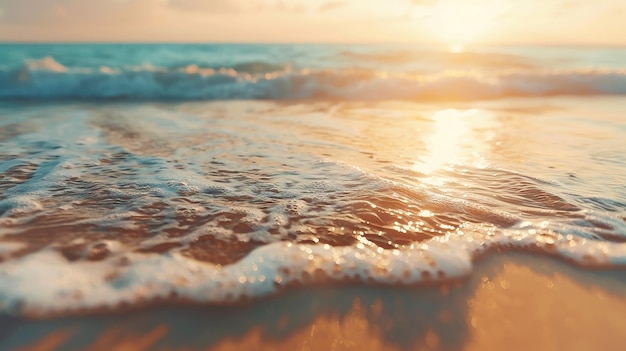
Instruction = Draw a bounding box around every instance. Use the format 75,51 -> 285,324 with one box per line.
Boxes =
449,43 -> 465,54
421,0 -> 507,47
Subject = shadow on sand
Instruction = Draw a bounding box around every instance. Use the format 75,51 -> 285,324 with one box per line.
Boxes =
3,251 -> 626,351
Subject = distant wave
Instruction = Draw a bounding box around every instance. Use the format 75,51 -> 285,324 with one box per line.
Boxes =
2,56 -> 626,101
338,50 -> 535,69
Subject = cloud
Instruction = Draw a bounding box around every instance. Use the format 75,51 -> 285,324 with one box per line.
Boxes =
0,0 -> 336,26
318,1 -> 345,12
254,1 -> 308,13
411,0 -> 438,6
552,0 -> 579,15
0,0 -> 165,24
397,0 -> 438,21
559,0 -> 579,7
0,0 -> 57,22
168,0 -> 244,12
168,0 -> 310,14
0,0 -> 256,24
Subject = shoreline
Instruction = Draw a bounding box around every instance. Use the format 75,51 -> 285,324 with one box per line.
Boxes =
4,251 -> 626,351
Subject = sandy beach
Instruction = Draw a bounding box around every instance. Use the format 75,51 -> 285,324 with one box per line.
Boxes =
4,251 -> 626,351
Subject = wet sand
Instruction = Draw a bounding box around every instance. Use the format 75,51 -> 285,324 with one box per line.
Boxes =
3,251 -> 626,351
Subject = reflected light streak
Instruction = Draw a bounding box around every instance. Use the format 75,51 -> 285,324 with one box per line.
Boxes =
414,109 -> 469,176
412,109 -> 492,185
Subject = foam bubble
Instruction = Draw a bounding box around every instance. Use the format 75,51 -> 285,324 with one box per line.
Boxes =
2,224 -> 626,316
0,242 -> 25,256
0,196 -> 43,216
23,56 -> 67,73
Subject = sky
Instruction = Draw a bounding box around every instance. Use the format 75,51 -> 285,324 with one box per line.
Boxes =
0,0 -> 625,45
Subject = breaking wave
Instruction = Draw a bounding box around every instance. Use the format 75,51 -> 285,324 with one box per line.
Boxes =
3,56 -> 626,101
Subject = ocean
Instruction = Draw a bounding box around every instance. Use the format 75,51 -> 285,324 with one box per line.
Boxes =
0,43 -> 626,349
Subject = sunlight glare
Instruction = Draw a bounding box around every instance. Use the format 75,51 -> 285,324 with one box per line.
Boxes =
422,0 -> 508,46
449,43 -> 465,54
413,109 -> 468,176
412,109 -> 493,183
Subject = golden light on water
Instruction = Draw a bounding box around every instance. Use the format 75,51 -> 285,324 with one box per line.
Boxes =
413,109 -> 494,181
414,109 -> 469,175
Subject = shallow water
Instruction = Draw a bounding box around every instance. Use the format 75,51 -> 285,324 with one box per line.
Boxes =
0,96 -> 625,315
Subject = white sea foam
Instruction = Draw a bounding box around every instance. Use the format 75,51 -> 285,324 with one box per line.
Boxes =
1,224 -> 626,316
0,242 -> 25,256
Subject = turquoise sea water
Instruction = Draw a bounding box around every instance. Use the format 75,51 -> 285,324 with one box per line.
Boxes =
0,44 -> 625,320
2,44 -> 626,100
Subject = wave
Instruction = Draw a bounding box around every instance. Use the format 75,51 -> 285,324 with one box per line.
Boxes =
2,56 -> 626,101
339,50 -> 535,69
3,225 -> 626,317
1,89 -> 625,317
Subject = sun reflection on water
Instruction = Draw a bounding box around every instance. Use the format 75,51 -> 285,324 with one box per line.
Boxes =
412,109 -> 493,185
